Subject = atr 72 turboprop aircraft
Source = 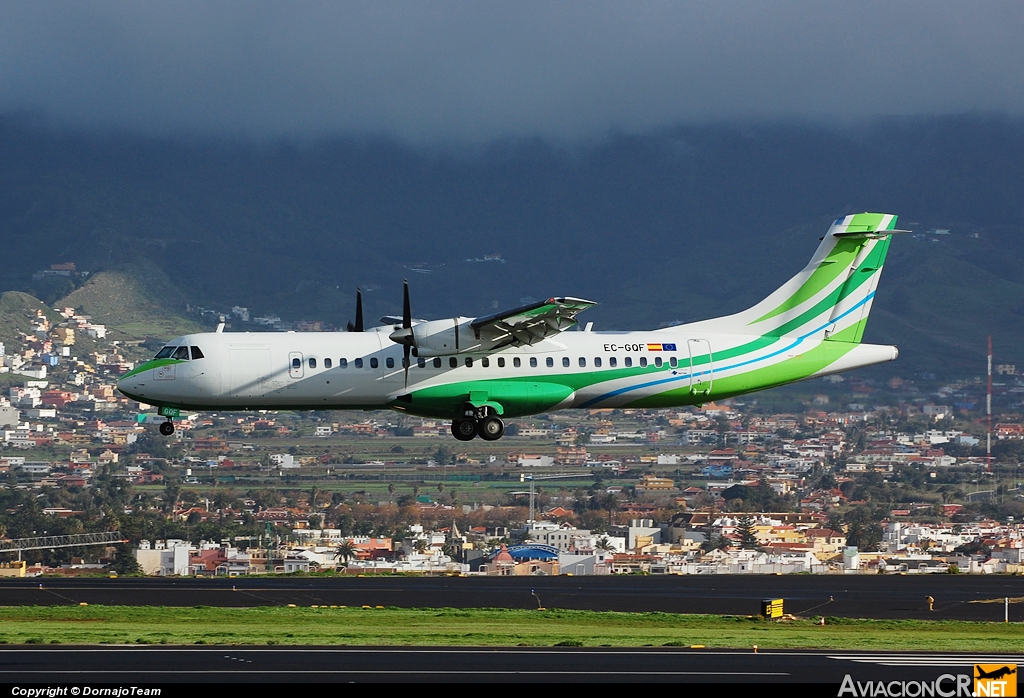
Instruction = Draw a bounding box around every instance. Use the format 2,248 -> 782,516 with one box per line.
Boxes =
117,213 -> 906,441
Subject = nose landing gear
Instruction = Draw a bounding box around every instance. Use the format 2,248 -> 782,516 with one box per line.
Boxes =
159,420 -> 175,436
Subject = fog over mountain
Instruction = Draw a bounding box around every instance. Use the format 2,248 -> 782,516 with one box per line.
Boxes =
1,3 -> 1023,142
1,114 -> 1023,374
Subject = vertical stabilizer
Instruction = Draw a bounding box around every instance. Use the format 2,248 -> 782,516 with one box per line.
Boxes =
676,213 -> 902,342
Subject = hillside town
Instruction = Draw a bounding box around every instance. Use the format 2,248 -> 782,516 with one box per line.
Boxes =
2,294 -> 1024,578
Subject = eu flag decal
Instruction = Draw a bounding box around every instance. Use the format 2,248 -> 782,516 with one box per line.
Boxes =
662,343 -> 677,351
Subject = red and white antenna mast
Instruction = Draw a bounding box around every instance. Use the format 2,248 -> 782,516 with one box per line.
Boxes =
987,336 -> 993,474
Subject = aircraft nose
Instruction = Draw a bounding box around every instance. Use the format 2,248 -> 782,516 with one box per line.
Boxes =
117,370 -> 147,399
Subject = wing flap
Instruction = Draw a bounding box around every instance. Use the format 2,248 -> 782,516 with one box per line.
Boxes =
470,296 -> 596,345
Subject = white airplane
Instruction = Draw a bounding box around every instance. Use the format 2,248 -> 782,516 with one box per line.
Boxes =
117,213 -> 905,441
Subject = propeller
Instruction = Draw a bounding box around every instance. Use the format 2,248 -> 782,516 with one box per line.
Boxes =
346,288 -> 363,333
388,279 -> 415,387
401,279 -> 412,387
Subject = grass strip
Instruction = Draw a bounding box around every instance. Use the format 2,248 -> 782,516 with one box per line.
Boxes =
0,606 -> 1021,649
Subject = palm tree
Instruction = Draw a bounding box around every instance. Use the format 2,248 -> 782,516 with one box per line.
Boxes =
335,540 -> 358,567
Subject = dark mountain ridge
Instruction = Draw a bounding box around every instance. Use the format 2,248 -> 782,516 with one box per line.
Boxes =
1,114 -> 1022,374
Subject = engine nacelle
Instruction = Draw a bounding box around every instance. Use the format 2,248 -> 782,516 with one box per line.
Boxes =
412,317 -> 491,357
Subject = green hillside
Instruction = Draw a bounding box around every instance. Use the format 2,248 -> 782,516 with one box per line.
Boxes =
0,291 -> 62,348
57,259 -> 204,342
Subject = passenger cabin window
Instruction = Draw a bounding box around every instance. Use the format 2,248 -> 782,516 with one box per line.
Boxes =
624,357 -> 632,367
309,358 -> 317,369
497,357 -> 505,368
418,358 -> 426,368
154,346 -> 176,359
370,358 -> 379,368
579,357 -> 587,367
465,357 -> 473,367
562,357 -> 570,367
292,358 -> 301,369
324,358 -> 332,369
481,357 -> 489,368
190,346 -> 204,360
340,358 -> 348,368
449,357 -> 458,368
609,357 -> 617,368
594,357 -> 602,368
386,357 -> 394,368
354,358 -> 363,368
433,358 -> 442,368
514,357 -> 521,368
654,357 -> 662,367
669,357 -> 677,368
640,357 -> 648,367
172,346 -> 190,361
529,357 -> 537,368
546,357 -> 554,368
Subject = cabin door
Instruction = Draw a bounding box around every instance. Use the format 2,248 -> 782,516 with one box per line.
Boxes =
229,345 -> 271,398
687,339 -> 713,396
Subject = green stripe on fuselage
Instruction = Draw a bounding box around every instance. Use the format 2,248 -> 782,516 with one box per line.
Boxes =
121,358 -> 184,380
624,323 -> 863,408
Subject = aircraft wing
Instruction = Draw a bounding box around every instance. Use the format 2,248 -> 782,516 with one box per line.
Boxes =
470,296 -> 596,346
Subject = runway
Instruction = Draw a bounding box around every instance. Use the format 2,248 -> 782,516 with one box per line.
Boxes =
1,646 -> 1021,684
3,575 -> 1024,620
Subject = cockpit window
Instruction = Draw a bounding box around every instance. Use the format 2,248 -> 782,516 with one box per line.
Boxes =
171,346 -> 190,361
190,346 -> 204,360
154,346 -> 176,359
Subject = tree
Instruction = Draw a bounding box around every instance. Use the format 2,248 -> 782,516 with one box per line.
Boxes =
335,540 -> 358,566
736,515 -> 759,549
110,544 -> 142,576
434,445 -> 452,465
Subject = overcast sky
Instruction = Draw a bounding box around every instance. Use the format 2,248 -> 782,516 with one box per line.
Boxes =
2,1 -> 1023,143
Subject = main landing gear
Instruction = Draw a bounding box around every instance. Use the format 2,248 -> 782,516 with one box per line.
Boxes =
159,420 -> 175,436
451,405 -> 505,442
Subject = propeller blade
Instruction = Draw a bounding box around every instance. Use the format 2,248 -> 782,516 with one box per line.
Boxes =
404,344 -> 411,388
402,280 -> 411,387
402,279 -> 411,330
346,288 -> 363,332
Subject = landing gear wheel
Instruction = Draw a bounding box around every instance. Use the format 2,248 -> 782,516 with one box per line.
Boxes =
451,419 -> 477,441
477,416 -> 505,441
159,420 -> 175,436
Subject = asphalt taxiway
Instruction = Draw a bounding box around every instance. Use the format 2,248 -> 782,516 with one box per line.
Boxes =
1,646 -> 1021,684
3,575 -> 1023,620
